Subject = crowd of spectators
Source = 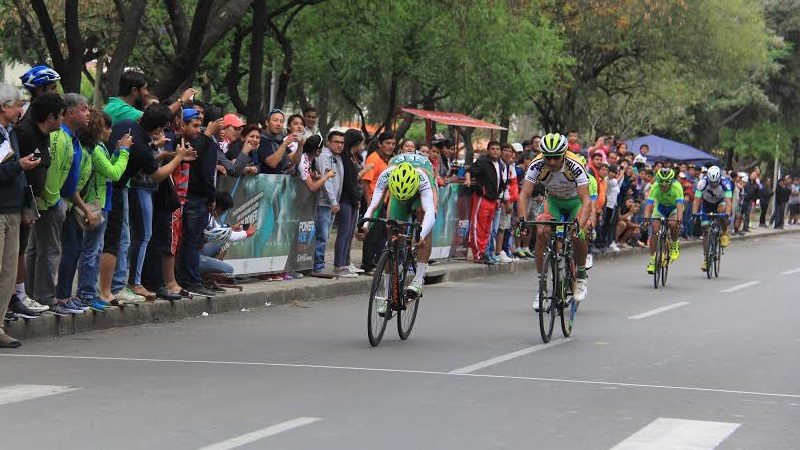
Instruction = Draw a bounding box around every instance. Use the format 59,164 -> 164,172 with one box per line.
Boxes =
1,66 -> 798,349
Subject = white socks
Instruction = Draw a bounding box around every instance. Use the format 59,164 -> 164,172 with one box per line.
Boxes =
413,263 -> 427,284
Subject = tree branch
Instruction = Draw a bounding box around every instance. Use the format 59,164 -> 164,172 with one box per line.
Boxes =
29,0 -> 66,70
165,0 -> 190,50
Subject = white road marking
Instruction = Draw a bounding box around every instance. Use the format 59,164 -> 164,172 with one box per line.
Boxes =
628,302 -> 690,320
610,417 -> 740,450
449,339 -> 572,374
197,417 -> 320,450
781,267 -> 800,276
720,280 -> 761,293
3,353 -> 800,399
0,384 -> 79,406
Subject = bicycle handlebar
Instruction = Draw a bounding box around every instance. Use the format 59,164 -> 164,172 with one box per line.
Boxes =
692,212 -> 728,218
359,217 -> 418,229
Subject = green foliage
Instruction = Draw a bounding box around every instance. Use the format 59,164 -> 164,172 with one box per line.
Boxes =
719,121 -> 798,163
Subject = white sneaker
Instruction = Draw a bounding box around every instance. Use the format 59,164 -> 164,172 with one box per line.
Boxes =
347,264 -> 365,274
496,252 -> 514,263
609,242 -> 621,252
585,253 -> 594,270
116,288 -> 146,304
574,278 -> 588,303
335,267 -> 358,278
22,296 -> 50,313
533,298 -> 550,312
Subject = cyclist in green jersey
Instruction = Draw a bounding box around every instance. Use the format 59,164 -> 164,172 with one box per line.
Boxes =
358,156 -> 437,304
644,167 -> 684,273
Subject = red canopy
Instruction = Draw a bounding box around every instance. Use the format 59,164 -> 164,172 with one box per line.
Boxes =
400,108 -> 507,130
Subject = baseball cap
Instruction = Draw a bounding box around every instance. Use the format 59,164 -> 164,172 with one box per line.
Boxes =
182,108 -> 200,123
511,143 -> 523,153
222,113 -> 244,128
633,154 -> 647,164
701,166 -> 708,172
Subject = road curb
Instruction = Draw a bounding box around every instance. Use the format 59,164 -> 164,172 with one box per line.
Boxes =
6,227 -> 798,341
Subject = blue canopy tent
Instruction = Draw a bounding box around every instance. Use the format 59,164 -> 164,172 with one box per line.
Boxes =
625,135 -> 720,166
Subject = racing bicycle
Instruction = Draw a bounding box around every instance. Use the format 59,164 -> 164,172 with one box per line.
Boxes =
695,212 -> 727,279
646,217 -> 679,289
360,217 -> 420,347
524,219 -> 578,343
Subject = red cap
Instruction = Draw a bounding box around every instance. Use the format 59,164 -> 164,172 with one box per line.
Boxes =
222,113 -> 244,128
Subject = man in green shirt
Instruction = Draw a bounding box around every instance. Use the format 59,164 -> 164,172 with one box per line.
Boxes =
104,70 -> 197,125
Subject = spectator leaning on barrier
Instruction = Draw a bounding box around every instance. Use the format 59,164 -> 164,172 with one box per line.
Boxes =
361,131 -> 395,273
466,140 -> 506,264
56,109 -> 131,313
177,109 -> 222,297
258,109 -> 299,175
26,93 -> 92,316
102,104 -> 188,305
0,84 -> 42,347
302,106 -> 319,140
495,143 -> 519,262
759,177 -> 773,226
334,129 -> 368,277
9,93 -> 64,317
314,131 -> 345,274
788,176 -> 800,225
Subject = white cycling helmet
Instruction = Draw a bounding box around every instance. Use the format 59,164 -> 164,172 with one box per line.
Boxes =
707,166 -> 722,184
204,225 -> 232,244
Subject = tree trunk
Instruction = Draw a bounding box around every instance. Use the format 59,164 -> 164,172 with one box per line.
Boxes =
499,115 -> 510,144
154,0 -> 254,100
460,127 -> 475,164
101,0 -> 147,99
245,0 -> 267,121
224,27 -> 248,115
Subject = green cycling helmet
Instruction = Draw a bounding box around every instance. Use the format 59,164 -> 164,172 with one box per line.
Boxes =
539,133 -> 568,156
389,162 -> 420,201
655,167 -> 675,183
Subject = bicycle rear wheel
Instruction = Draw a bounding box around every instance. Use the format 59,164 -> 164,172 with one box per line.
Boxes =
367,251 -> 392,347
653,233 -> 663,289
397,255 -> 419,340
538,251 -> 557,343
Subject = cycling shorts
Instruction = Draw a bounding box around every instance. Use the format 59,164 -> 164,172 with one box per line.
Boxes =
545,195 -> 582,221
652,202 -> 678,219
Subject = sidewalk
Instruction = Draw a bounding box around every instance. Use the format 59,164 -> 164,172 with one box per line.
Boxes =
6,225 -> 798,341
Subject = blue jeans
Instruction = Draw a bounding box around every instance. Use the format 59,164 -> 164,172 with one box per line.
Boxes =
128,186 -> 154,285
334,201 -> 358,268
314,205 -> 333,272
199,242 -> 232,274
56,212 -> 82,300
77,211 -> 108,301
486,206 -> 501,255
112,187 -> 130,294
178,197 -> 207,285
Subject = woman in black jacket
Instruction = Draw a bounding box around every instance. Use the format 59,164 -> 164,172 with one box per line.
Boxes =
333,129 -> 367,276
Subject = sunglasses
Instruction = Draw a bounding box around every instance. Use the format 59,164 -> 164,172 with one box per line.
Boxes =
267,108 -> 284,118
544,155 -> 562,160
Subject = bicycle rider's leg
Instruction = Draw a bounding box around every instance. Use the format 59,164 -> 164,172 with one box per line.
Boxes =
668,210 -> 680,242
649,204 -> 663,256
535,198 -> 557,273
717,201 -> 728,234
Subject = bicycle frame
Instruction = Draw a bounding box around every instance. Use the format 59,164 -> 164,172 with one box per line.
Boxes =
362,217 -> 419,311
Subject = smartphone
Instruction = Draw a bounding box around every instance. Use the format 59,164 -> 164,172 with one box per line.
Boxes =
242,223 -> 251,231
127,128 -> 131,135
30,148 -> 41,161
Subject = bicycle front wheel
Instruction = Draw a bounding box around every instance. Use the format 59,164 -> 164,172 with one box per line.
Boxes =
713,233 -> 721,277
653,233 -> 663,289
560,256 -> 574,338
539,251 -> 557,343
705,230 -> 714,280
367,251 -> 392,347
661,236 -> 670,287
397,256 -> 419,340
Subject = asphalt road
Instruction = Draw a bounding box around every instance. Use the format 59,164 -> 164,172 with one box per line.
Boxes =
1,233 -> 799,449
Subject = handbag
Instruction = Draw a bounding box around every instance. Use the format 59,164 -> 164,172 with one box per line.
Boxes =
154,175 -> 181,212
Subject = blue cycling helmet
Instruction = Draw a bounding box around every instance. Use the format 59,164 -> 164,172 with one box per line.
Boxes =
20,65 -> 61,92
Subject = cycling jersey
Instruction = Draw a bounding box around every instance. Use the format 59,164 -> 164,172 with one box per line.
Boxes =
363,161 -> 436,239
588,173 -> 598,201
524,152 -> 589,199
695,177 -> 733,203
647,180 -> 685,218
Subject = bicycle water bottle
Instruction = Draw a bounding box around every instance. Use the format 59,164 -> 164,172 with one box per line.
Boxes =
555,225 -> 565,238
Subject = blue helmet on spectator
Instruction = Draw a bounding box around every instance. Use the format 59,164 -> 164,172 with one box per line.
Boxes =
20,65 -> 61,92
